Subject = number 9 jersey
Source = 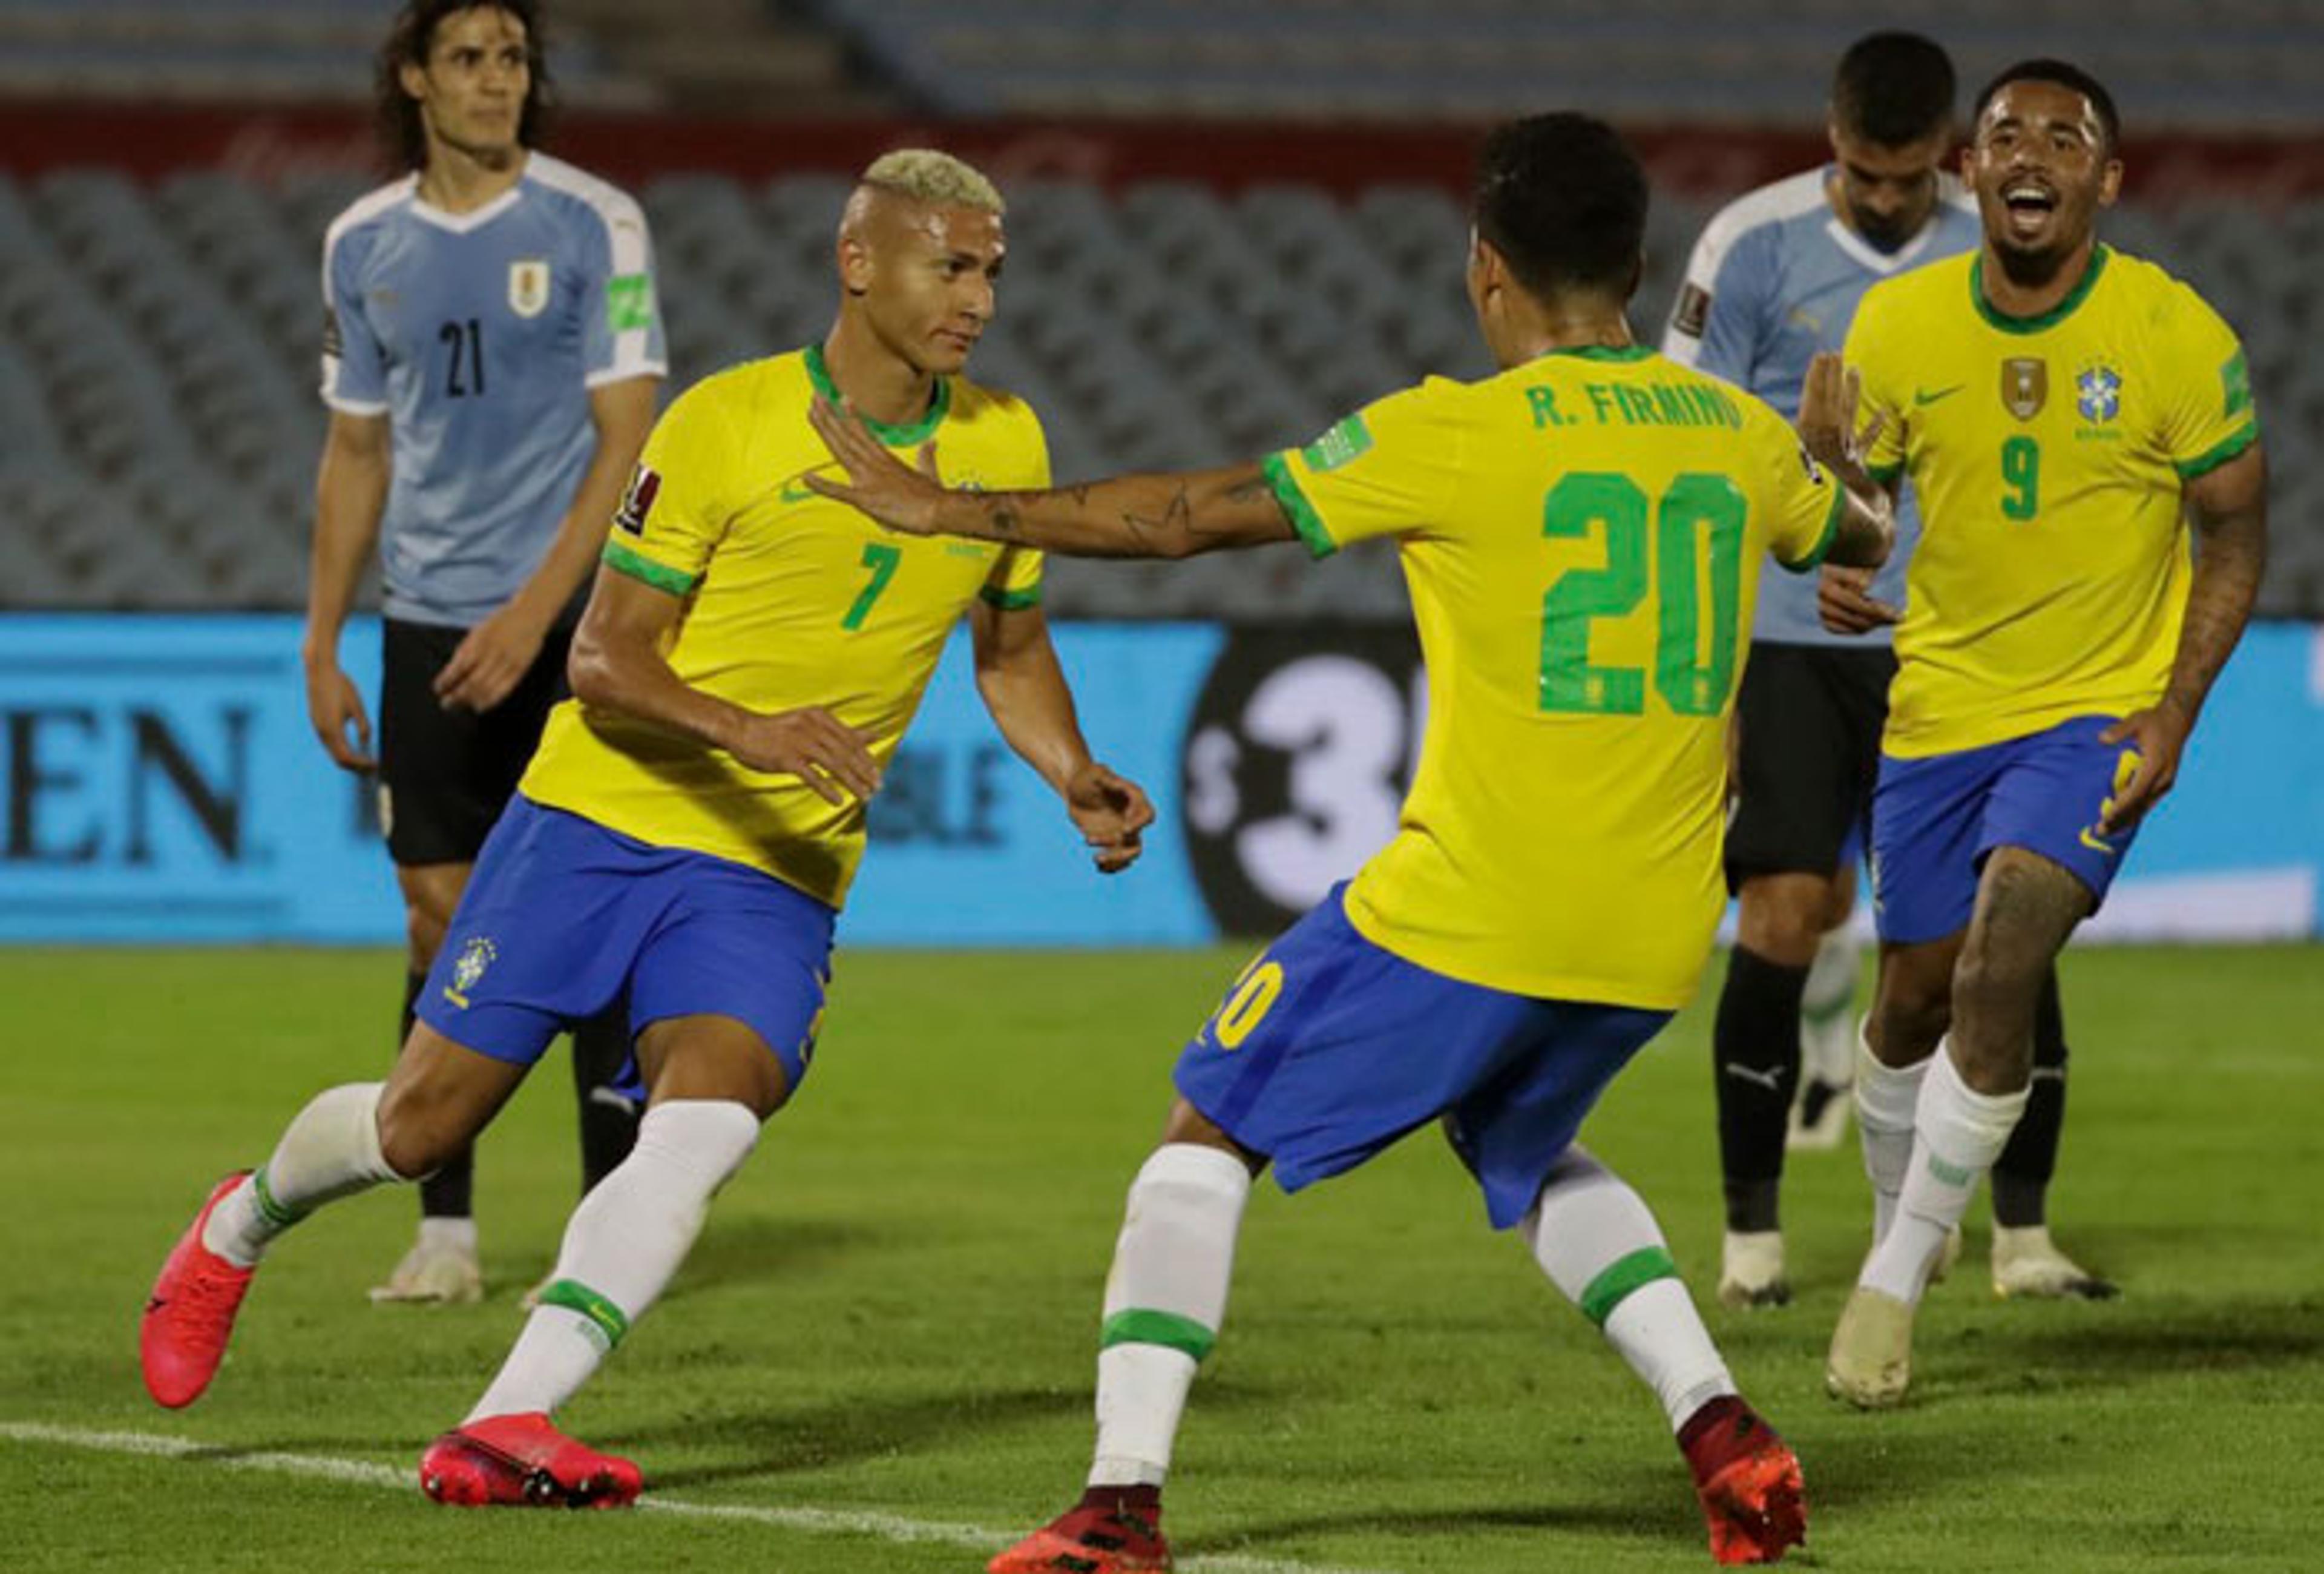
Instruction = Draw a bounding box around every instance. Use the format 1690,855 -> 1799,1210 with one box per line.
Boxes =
1260,345 -> 1842,1010
1845,246 -> 2258,760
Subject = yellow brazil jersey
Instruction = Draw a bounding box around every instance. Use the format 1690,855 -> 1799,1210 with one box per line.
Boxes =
1263,345 -> 1844,1010
1848,246 -> 2258,757
519,345 -> 1047,907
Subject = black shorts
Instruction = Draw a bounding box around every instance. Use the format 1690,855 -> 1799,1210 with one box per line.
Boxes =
1724,642 -> 1897,890
378,617 -> 574,868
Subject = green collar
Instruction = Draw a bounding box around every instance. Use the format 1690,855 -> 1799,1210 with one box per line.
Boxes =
1972,243 -> 2110,335
803,342 -> 951,444
1537,343 -> 1655,363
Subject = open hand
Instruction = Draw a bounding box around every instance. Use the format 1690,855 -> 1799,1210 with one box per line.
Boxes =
806,397 -> 947,535
1797,352 -> 1886,478
728,704 -> 883,806
1818,564 -> 1902,636
1066,760 -> 1154,874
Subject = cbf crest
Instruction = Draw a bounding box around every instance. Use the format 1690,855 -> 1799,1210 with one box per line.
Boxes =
445,936 -> 498,1007
508,258 -> 551,318
2075,363 -> 2123,424
2001,358 -> 2047,421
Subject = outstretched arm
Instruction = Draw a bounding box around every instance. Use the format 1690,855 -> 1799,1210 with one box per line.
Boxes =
970,599 -> 1154,872
2099,443 -> 2268,831
806,398 -> 1297,559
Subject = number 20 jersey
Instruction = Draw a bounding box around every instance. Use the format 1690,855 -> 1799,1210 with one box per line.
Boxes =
320,154 -> 666,626
1262,346 -> 1842,1010
1846,246 -> 2257,759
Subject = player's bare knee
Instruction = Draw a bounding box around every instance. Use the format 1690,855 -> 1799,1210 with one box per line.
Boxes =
373,1082 -> 462,1179
404,903 -> 450,972
638,1015 -> 790,1120
1161,1098 -> 1267,1176
1735,874 -> 1830,966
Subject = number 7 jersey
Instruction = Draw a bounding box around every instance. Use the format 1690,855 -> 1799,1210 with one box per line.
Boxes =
1262,345 -> 1842,1009
1845,246 -> 2258,759
519,347 -> 1048,909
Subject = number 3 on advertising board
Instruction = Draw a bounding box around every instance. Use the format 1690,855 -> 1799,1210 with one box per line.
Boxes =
1539,471 -> 1744,717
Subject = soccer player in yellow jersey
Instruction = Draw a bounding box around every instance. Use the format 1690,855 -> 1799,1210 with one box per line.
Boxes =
816,114 -> 1895,1570
139,150 -> 1155,1504
1816,61 -> 2268,1409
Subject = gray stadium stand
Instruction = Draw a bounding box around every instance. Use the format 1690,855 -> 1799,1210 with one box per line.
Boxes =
0,167 -> 2315,617
810,0 -> 2324,132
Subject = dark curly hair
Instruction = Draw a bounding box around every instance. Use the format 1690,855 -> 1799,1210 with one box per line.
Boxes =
375,0 -> 554,172
1472,113 -> 1648,302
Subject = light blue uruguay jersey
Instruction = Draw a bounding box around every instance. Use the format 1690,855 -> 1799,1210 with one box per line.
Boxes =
1662,168 -> 1979,646
320,153 -> 665,627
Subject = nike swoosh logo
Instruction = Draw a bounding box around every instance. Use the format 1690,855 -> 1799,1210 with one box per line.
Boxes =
1914,385 -> 1964,407
2078,826 -> 2118,855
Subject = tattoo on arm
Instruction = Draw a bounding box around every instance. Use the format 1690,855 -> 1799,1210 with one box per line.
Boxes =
2164,506 -> 2265,716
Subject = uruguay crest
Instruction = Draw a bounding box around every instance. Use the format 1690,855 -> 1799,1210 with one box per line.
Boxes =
508,258 -> 551,318
2001,357 -> 2047,421
2075,363 -> 2122,424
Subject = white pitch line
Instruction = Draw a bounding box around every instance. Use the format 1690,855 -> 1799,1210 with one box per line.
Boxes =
1,1421 -> 1393,1574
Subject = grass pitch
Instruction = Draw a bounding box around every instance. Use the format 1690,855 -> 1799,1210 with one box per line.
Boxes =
8,944 -> 2322,1571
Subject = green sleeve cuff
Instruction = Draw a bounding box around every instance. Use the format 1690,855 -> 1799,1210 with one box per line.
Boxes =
979,584 -> 1042,610
1867,458 -> 1906,487
1259,452 -> 1337,559
1779,481 -> 1847,571
2173,420 -> 2259,481
603,539 -> 701,596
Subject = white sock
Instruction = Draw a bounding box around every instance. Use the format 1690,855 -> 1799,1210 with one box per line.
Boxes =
1088,1144 -> 1250,1489
203,1082 -> 398,1268
1859,1045 -> 2027,1304
1525,1147 -> 1733,1434
1853,1028 -> 1929,1245
1800,929 -> 1861,1083
418,1216 -> 478,1254
465,1099 -> 760,1424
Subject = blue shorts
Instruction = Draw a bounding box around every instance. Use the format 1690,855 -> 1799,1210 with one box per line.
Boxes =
1871,716 -> 2144,944
417,797 -> 836,1092
1173,886 -> 1672,1230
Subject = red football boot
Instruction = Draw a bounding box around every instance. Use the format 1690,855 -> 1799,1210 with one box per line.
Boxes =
1681,1395 -> 1807,1566
988,1492 -> 1171,1574
140,1172 -> 258,1409
419,1412 -> 643,1509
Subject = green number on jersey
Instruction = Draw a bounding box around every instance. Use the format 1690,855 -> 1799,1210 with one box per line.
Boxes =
1540,474 -> 1649,714
1653,475 -> 1747,716
2001,436 -> 2041,521
1540,472 -> 1747,717
841,542 -> 902,630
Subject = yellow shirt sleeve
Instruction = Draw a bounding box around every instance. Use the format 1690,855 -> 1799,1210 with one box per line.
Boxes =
1748,400 -> 1847,570
1843,285 -> 1909,485
602,380 -> 733,596
980,401 -> 1048,610
1261,379 -> 1467,556
2155,285 -> 2260,480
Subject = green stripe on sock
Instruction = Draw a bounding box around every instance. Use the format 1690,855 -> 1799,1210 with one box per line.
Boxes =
1578,1246 -> 1680,1328
539,1279 -> 631,1349
1100,1308 -> 1216,1362
249,1167 -> 304,1228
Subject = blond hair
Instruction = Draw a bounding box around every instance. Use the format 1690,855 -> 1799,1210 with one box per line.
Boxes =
858,148 -> 1004,214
